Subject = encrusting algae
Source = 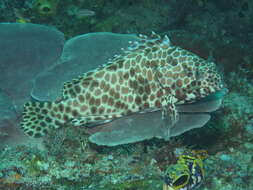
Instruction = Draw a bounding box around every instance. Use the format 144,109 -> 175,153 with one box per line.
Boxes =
21,32 -> 225,141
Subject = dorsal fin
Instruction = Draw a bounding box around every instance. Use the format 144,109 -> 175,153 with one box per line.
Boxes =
125,32 -> 172,55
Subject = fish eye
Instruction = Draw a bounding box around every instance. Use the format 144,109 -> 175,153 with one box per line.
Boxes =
172,174 -> 189,188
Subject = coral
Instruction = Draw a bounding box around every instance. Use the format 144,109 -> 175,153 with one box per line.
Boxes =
24,154 -> 49,176
0,147 -> 26,189
203,142 -> 253,190
103,178 -> 163,190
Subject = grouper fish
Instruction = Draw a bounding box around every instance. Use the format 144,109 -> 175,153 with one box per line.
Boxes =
21,32 -> 225,144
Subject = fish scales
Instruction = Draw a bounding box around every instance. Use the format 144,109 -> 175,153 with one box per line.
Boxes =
21,33 -> 224,138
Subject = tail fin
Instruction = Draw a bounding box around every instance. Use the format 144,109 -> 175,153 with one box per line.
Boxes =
21,101 -> 63,138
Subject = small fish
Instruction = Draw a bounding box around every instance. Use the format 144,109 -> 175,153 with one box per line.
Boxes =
76,9 -> 95,17
21,32 -> 224,138
67,7 -> 95,18
163,150 -> 207,190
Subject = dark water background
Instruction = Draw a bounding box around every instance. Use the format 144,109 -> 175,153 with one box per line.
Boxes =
0,0 -> 253,189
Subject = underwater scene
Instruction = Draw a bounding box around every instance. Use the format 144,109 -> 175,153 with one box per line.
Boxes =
0,0 -> 253,190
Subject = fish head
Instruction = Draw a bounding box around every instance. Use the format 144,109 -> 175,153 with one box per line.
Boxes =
156,45 -> 225,104
164,163 -> 190,190
194,61 -> 224,96
164,155 -> 204,190
180,60 -> 225,102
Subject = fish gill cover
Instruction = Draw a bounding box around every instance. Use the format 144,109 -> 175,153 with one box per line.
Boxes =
0,23 -> 226,148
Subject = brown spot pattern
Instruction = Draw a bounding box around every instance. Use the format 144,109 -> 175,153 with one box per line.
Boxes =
22,33 -> 218,139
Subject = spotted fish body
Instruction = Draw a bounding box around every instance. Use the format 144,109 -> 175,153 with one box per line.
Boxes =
21,33 -> 224,138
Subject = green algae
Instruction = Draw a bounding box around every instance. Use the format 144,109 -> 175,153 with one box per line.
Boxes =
24,154 -> 48,177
